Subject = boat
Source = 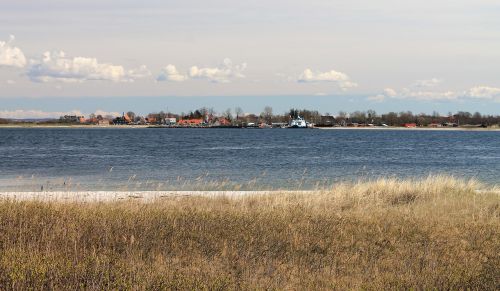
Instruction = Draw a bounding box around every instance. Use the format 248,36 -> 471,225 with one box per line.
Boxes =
289,116 -> 308,128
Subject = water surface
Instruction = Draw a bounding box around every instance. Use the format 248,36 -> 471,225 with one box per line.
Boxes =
0,128 -> 498,191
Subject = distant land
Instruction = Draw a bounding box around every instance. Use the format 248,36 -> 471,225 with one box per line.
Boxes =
1,107 -> 499,129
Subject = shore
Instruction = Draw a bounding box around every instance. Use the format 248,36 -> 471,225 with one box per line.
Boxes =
1,123 -> 500,131
316,126 -> 500,131
0,190 -> 316,202
2,188 -> 499,203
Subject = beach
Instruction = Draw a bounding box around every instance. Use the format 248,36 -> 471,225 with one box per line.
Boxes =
0,190 -> 316,202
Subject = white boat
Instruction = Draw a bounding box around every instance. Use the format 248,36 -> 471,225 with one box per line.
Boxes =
290,116 -> 307,128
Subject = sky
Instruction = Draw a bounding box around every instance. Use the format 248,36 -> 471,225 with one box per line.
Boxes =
0,0 -> 499,118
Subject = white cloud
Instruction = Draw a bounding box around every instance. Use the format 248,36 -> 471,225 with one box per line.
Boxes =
156,64 -> 188,82
0,109 -> 84,119
127,65 -> 152,80
189,58 -> 247,83
400,88 -> 458,101
414,78 -> 442,88
297,68 -> 358,90
27,51 -> 149,83
366,94 -> 386,102
383,88 -> 397,97
0,109 -> 122,119
0,35 -> 26,68
366,89 -> 397,102
368,87 -> 458,102
92,109 -> 121,117
466,86 -> 500,101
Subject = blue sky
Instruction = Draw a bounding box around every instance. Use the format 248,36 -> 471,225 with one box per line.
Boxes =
0,0 -> 499,118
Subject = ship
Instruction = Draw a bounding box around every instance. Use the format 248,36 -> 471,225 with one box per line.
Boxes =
289,116 -> 308,128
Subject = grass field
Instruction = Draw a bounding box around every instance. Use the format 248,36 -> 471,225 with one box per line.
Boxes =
0,176 -> 498,290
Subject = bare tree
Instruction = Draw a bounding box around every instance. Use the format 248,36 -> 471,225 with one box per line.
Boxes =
224,108 -> 233,121
262,106 -> 273,124
234,107 -> 243,121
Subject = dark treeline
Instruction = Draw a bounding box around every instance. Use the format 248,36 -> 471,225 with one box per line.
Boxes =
141,107 -> 500,127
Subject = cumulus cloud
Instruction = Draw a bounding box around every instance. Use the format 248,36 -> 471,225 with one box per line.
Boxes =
27,51 -> 149,83
297,68 -> 358,90
156,59 -> 246,83
156,64 -> 188,82
413,78 -> 442,88
0,35 -> 26,68
188,58 -> 247,83
127,65 -> 152,80
466,86 -> 500,101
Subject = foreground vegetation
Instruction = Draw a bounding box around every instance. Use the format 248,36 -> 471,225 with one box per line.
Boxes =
0,176 -> 498,290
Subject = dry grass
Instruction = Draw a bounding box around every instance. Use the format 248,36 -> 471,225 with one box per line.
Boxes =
0,176 -> 498,290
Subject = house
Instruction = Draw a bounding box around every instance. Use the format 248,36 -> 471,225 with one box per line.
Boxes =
146,116 -> 157,124
123,113 -> 132,123
98,119 -> 111,126
317,115 -> 335,127
404,123 -> 417,128
178,119 -> 204,126
213,117 -> 232,126
165,117 -> 176,125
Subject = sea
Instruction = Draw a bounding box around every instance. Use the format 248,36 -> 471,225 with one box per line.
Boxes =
0,128 -> 499,191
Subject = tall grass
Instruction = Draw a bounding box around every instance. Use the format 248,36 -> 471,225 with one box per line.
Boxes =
0,176 -> 498,290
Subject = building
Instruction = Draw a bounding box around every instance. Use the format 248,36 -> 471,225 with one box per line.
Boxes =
317,116 -> 335,127
165,117 -> 176,125
98,119 -> 111,126
178,119 -> 204,126
213,117 -> 232,126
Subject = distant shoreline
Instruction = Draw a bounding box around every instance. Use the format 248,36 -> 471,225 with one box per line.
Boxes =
0,124 -> 499,131
316,126 -> 500,131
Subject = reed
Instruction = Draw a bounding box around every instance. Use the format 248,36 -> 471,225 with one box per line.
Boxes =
0,176 -> 498,290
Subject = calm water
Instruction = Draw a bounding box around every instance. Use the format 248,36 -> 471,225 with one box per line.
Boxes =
0,128 -> 499,191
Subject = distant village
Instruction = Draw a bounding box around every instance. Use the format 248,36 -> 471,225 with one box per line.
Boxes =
2,107 -> 500,128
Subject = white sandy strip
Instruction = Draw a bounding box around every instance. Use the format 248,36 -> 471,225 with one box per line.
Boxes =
0,190 -> 318,203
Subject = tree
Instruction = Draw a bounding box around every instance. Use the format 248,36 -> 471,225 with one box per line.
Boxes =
262,106 -> 273,124
383,112 -> 398,126
224,108 -> 233,121
351,111 -> 367,123
126,111 -> 136,122
234,107 -> 243,121
367,110 -> 377,122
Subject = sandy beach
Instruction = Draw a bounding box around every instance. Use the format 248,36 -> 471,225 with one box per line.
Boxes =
0,190 -> 318,202
2,188 -> 498,203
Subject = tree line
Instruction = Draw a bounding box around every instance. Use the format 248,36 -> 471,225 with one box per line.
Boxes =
139,107 -> 500,127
